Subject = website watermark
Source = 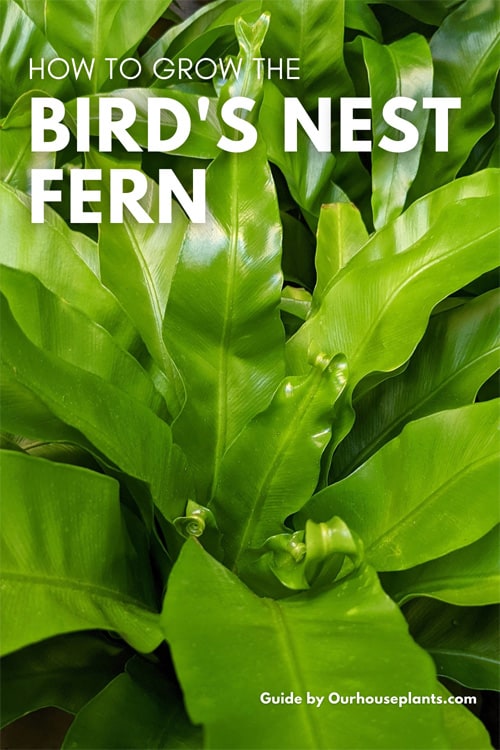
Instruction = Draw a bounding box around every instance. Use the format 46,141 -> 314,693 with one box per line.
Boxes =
259,691 -> 477,709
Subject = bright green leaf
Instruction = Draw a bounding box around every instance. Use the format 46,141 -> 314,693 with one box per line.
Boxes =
15,0 -> 171,93
409,0 -> 500,198
362,34 -> 433,228
0,91 -> 56,191
212,354 -> 347,570
313,202 -> 368,306
0,451 -> 162,655
165,19 -> 285,503
300,402 -> 500,571
382,526 -> 500,606
334,290 -> 500,478
163,540 -> 449,750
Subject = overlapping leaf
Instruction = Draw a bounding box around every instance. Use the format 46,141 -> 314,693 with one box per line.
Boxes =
362,33 -> 433,228
0,265 -> 165,414
164,16 -> 285,503
334,290 -> 500,478
406,599 -> 500,691
0,92 -> 55,191
0,182 -> 137,348
0,633 -> 130,728
163,540 -> 449,750
62,656 -> 201,749
14,0 -> 171,94
261,0 -> 353,107
0,0 -> 74,113
85,149 -> 187,417
0,452 -> 162,655
212,354 -> 347,570
299,402 -> 500,571
287,172 -> 500,394
1,296 -> 174,518
382,526 -> 500,606
409,0 -> 500,198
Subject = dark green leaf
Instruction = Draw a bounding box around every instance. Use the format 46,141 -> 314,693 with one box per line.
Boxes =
406,600 -> 500,691
61,656 -> 201,749
0,633 -> 130,728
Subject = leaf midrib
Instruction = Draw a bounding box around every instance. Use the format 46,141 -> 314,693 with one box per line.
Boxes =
344,343 -> 499,476
232,371 -> 325,567
212,155 -> 239,499
347,225 -> 499,384
266,598 -> 323,749
367,453 -> 498,557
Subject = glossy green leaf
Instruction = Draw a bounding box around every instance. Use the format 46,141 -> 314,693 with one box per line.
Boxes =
345,1 -> 382,41
163,540 -> 449,750
0,0 -> 74,114
66,89 -> 221,159
164,18 -> 285,503
1,369 -> 93,454
362,34 -> 433,228
0,633 -> 130,728
382,526 -> 500,607
334,290 -> 500,478
140,0 -> 261,86
212,354 -> 347,570
243,515 -> 364,598
62,656 -> 201,749
323,170 -> 499,288
260,82 -> 337,219
15,0 -> 170,94
0,265 -> 164,415
300,402 -> 500,571
261,0 -> 353,107
0,295 -> 174,519
409,0 -> 500,198
0,91 -> 55,192
0,451 -> 162,655
406,600 -> 500,691
287,173 -> 500,394
0,181 -> 138,349
313,202 -> 368,306
85,149 -> 187,417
